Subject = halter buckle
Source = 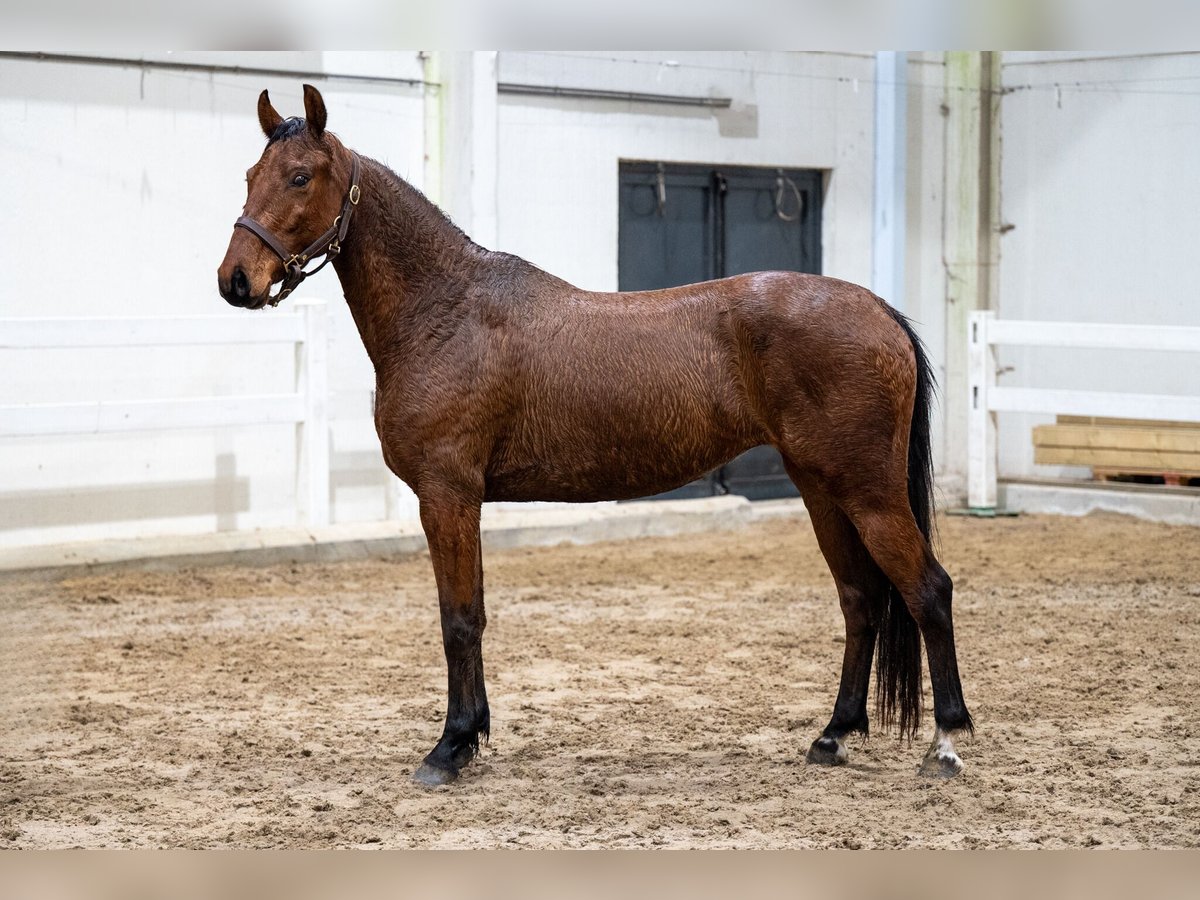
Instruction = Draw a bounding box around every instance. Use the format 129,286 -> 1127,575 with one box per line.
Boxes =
349,184 -> 361,205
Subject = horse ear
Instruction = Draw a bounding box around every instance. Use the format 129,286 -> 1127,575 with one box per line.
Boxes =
257,90 -> 283,139
302,84 -> 327,136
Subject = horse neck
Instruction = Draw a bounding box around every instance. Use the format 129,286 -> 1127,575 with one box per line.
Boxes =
330,157 -> 481,369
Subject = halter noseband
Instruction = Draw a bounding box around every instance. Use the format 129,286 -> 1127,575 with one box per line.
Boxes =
234,153 -> 362,306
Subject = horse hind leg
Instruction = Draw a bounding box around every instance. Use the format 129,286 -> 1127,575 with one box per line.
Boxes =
788,470 -> 889,768
842,497 -> 973,778
921,726 -> 964,778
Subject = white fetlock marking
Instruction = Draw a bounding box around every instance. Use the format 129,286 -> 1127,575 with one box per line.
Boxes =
807,734 -> 849,765
920,727 -> 963,776
830,736 -> 849,763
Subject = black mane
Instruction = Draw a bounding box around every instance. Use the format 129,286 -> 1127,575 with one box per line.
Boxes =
268,117 -> 307,145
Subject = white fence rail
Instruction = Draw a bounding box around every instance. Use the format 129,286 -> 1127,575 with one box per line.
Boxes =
967,311 -> 1200,509
0,300 -> 331,527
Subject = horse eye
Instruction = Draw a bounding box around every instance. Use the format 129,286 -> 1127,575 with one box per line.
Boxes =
291,173 -> 311,187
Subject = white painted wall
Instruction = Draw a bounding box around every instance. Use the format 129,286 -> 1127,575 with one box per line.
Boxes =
6,49 -> 1189,543
496,51 -> 876,290
996,51 -> 1200,480
1,50 -> 954,547
0,52 -> 427,547
904,53 -> 952,486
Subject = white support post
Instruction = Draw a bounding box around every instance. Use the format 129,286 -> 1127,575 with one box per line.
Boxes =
872,50 -> 907,313
296,300 -> 330,527
967,310 -> 997,510
440,51 -> 499,249
943,52 -> 1001,498
385,476 -> 404,521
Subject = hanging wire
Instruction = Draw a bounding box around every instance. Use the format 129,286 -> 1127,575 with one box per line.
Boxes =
773,170 -> 803,222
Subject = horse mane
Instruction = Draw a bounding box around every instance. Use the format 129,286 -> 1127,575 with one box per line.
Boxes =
360,154 -> 474,250
267,117 -> 308,146
352,151 -> 565,299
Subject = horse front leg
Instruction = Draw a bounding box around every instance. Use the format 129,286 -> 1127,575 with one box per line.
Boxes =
412,489 -> 490,787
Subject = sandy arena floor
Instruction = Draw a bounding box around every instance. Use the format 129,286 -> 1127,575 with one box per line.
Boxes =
2,510 -> 1198,848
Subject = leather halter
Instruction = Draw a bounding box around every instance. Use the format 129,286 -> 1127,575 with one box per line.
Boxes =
234,153 -> 362,306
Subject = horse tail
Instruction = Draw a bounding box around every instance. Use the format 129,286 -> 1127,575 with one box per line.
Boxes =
875,302 -> 936,741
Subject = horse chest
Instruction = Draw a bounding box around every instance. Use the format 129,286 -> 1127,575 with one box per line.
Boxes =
371,378 -> 498,489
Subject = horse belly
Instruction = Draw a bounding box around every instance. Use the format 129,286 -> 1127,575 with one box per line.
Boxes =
485,390 -> 759,503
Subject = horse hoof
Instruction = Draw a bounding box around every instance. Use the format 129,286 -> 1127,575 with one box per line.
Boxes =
412,762 -> 458,787
805,736 -> 848,766
918,748 -> 964,779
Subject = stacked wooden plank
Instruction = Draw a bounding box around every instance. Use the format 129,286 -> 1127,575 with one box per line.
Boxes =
1032,416 -> 1200,484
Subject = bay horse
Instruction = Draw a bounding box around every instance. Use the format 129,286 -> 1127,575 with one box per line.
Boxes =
217,85 -> 972,786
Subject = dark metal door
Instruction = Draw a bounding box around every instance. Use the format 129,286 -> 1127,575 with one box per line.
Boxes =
618,161 -> 823,501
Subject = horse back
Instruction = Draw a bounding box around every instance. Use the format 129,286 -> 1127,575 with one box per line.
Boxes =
470,270 -> 907,502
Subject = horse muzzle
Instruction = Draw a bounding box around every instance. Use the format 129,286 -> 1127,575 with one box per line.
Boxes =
217,263 -> 272,310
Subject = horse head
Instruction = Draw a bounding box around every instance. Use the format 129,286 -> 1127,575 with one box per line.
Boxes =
217,85 -> 360,309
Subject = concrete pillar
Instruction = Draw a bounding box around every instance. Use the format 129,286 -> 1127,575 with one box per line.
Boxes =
872,51 -> 907,313
421,51 -> 444,208
942,51 -> 1001,498
428,51 -> 498,249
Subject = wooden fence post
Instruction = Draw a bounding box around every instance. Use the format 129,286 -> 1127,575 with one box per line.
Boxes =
967,310 -> 997,510
296,300 -> 330,527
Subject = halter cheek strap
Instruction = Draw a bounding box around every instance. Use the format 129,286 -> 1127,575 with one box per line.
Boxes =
234,153 -> 362,306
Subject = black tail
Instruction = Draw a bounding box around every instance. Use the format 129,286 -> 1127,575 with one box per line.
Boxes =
875,303 -> 937,742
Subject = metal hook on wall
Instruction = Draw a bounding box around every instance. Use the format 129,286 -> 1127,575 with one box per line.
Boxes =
774,169 -> 804,222
656,162 -> 667,217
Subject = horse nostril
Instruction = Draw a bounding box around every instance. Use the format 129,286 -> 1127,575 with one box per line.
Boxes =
232,267 -> 250,298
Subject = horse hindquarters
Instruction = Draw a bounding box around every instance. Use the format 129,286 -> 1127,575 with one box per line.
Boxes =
771,298 -> 972,775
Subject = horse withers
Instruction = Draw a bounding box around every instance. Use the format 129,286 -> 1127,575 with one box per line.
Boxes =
217,85 -> 973,786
